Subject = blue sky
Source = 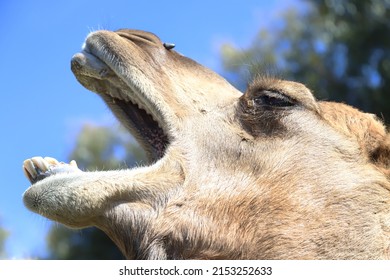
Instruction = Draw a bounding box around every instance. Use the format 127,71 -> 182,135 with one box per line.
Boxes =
0,0 -> 298,258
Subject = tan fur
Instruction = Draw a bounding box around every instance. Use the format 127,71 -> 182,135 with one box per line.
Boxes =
23,29 -> 390,259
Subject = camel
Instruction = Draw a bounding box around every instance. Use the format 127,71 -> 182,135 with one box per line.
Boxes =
22,29 -> 390,259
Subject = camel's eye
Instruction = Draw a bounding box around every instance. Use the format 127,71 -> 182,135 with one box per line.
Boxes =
254,90 -> 296,108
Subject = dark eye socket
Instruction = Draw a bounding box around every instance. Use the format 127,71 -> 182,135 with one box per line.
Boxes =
254,90 -> 295,108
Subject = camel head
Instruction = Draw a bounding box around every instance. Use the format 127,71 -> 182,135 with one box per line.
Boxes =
23,29 -> 390,259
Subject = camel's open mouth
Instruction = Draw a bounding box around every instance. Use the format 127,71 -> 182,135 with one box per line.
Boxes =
71,38 -> 170,162
107,93 -> 169,161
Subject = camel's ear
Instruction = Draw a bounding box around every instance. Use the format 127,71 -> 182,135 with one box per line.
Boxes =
371,133 -> 390,176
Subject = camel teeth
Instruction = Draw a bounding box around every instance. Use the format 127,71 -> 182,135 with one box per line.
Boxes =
110,93 -> 163,129
137,103 -> 147,111
119,92 -> 129,102
44,157 -> 59,165
23,159 -> 37,178
23,165 -> 32,181
70,160 -> 78,168
31,156 -> 50,172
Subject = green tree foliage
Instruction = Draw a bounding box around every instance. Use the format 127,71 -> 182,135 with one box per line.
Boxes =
68,124 -> 146,171
46,124 -> 146,259
0,222 -> 8,259
47,227 -> 123,260
222,0 -> 390,122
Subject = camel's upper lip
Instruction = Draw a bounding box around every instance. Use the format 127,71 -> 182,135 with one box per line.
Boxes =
71,37 -> 170,162
71,50 -> 113,80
